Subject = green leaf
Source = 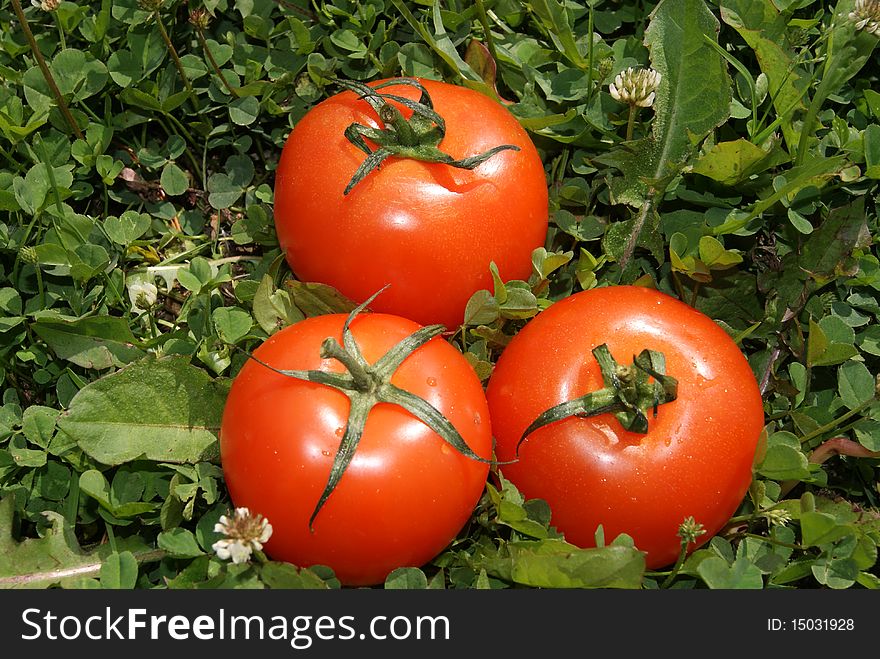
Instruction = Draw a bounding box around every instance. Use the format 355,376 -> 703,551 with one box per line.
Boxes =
22,405 -> 57,449
690,138 -> 789,186
838,361 -> 875,411
712,156 -> 847,235
207,172 -> 244,210
79,469 -> 156,518
807,316 -> 859,367
719,0 -> 809,151
696,556 -> 764,589
853,419 -> 880,452
606,0 -> 731,206
160,162 -> 189,196
228,95 -> 261,126
756,431 -> 811,481
0,496 -> 154,589
480,539 -> 645,589
463,289 -> 500,326
799,199 -> 868,284
212,306 -> 253,343
259,562 -> 333,589
52,48 -> 108,101
864,124 -> 880,179
800,512 -> 854,548
56,355 -> 230,466
107,49 -> 142,88
811,556 -> 859,589
253,274 -> 304,334
120,87 -> 164,112
100,551 -> 139,589
104,210 -> 151,245
157,528 -> 205,558
524,0 -> 588,69
286,280 -> 357,317
31,316 -> 146,370
384,567 -> 429,589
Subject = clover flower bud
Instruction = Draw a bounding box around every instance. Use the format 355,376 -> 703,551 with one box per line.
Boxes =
763,508 -> 793,527
849,0 -> 880,35
212,507 -> 273,564
189,8 -> 211,29
677,516 -> 707,545
19,246 -> 38,265
597,57 -> 614,82
609,67 -> 662,108
31,0 -> 60,10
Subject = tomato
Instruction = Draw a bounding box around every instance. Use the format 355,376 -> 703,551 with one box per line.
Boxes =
273,77 -> 549,329
219,310 -> 492,586
485,285 -> 765,569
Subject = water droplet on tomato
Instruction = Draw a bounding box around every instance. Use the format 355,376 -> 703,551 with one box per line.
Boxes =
426,377 -> 437,387
473,412 -> 481,425
334,427 -> 345,437
321,450 -> 331,457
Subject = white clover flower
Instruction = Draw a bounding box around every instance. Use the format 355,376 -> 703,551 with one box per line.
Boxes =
609,67 -> 662,108
31,0 -> 60,11
763,508 -> 793,527
127,280 -> 158,311
849,0 -> 880,35
212,507 -> 273,564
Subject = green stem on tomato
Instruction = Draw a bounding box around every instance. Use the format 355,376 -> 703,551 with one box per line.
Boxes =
335,77 -> 520,194
517,343 -> 678,455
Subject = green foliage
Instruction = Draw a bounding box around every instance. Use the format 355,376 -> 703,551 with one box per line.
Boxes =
1,0 -> 879,590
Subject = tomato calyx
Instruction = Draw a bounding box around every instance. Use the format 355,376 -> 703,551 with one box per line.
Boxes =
241,289 -> 494,530
517,344 -> 678,454
335,77 -> 521,195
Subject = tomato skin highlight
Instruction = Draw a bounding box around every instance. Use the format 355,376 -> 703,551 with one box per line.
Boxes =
485,286 -> 765,569
219,313 -> 492,586
273,77 -> 549,329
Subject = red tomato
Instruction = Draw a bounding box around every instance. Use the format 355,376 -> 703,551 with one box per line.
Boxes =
273,77 -> 549,329
485,285 -> 765,569
219,312 -> 492,586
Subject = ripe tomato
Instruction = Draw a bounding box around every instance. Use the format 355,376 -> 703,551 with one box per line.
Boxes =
485,285 -> 765,569
219,311 -> 492,586
273,77 -> 549,329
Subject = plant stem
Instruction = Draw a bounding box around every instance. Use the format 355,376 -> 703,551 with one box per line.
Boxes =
742,532 -> 803,551
197,27 -> 238,97
11,0 -> 84,140
320,338 -> 374,391
659,539 -> 688,589
54,12 -> 66,49
474,0 -> 499,65
799,397 -> 876,446
154,12 -> 195,99
625,104 -> 638,141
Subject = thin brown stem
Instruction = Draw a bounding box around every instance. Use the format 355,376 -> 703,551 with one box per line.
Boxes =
11,0 -> 84,140
197,27 -> 239,97
154,12 -> 195,98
